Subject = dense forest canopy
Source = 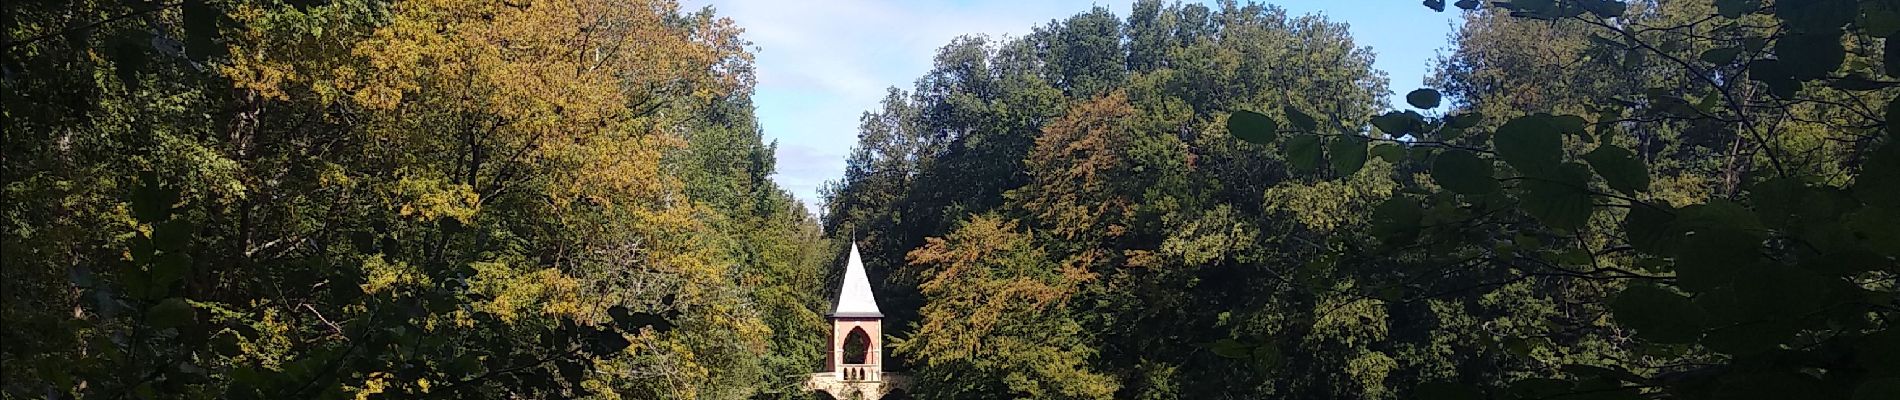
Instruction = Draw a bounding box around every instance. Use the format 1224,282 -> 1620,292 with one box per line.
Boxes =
5,0 -> 831,398
822,0 -> 1898,399
5,0 -> 1898,399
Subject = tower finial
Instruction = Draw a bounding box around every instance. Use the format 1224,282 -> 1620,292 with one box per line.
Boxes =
832,241 -> 882,317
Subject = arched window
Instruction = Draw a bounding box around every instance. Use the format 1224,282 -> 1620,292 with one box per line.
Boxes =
842,327 -> 871,364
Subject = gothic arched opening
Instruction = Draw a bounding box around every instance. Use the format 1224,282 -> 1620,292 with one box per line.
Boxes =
842,326 -> 871,364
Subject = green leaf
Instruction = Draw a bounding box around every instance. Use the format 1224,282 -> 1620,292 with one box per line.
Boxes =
1715,0 -> 1760,18
1848,206 -> 1900,254
1890,30 -> 1900,78
149,252 -> 191,295
1371,111 -> 1425,137
608,305 -> 676,333
1284,134 -> 1322,173
1747,59 -> 1801,98
1371,197 -> 1424,244
132,171 -> 179,223
1854,379 -> 1900,400
1493,116 -> 1565,174
1210,338 -> 1251,359
182,0 -> 224,60
1865,1 -> 1900,39
1546,114 -> 1588,134
151,219 -> 193,252
1447,112 -> 1482,129
1776,0 -> 1855,32
1749,177 -> 1804,229
1416,382 -> 1484,400
1516,163 -> 1594,230
1582,144 -> 1649,194
147,298 -> 196,330
1406,88 -> 1442,109
1561,364 -> 1645,383
1889,97 -> 1900,140
1853,141 -> 1900,208
1371,143 -> 1405,163
589,327 -> 632,355
110,33 -> 150,90
1432,149 -> 1497,195
1228,110 -> 1278,144
1329,135 -> 1369,176
1777,29 -> 1845,79
1284,105 -> 1318,132
1508,378 -> 1573,399
1579,0 -> 1626,18
1455,0 -> 1480,10
1674,227 -> 1762,292
1423,0 -> 1446,12
1612,285 -> 1706,343
1251,343 -> 1282,369
1829,76 -> 1898,91
1699,46 -> 1743,64
213,331 -> 243,356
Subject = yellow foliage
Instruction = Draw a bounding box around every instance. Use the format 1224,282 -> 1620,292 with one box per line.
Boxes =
360,255 -> 429,295
1263,159 -> 1398,233
466,261 -> 585,323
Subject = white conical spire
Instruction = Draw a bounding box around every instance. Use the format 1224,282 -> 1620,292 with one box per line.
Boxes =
832,242 -> 882,317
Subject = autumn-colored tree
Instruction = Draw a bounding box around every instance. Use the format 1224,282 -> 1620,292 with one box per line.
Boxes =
4,0 -> 825,398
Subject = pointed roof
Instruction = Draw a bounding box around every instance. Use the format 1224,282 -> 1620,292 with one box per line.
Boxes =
831,242 -> 883,318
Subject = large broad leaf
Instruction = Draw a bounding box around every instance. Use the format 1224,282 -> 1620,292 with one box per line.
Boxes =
1285,105 -> 1318,132
1371,197 -> 1424,245
1624,204 -> 1677,255
1747,60 -> 1801,98
1284,134 -> 1322,173
1447,112 -> 1482,129
110,32 -> 150,89
1578,0 -> 1627,18
1890,30 -> 1900,78
1493,116 -> 1565,174
1228,110 -> 1278,144
1371,111 -> 1426,138
1371,143 -> 1405,163
1210,339 -> 1251,359
1888,97 -> 1900,139
1700,46 -> 1743,65
182,0 -> 224,60
608,305 -> 676,333
589,327 -> 632,355
1857,141 -> 1900,209
1582,144 -> 1649,194
132,171 -> 179,223
1432,149 -> 1497,195
1749,177 -> 1805,229
147,298 -> 196,330
1329,135 -> 1369,176
1715,0 -> 1760,18
1777,29 -> 1846,80
1855,379 -> 1900,400
1674,227 -> 1762,292
1516,163 -> 1595,230
1406,88 -> 1442,109
1775,0 -> 1855,32
1847,206 -> 1900,255
1416,382 -> 1484,400
1611,285 -> 1707,343
1251,343 -> 1282,370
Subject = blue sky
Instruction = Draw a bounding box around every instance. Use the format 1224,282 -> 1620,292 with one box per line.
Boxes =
687,0 -> 1464,207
